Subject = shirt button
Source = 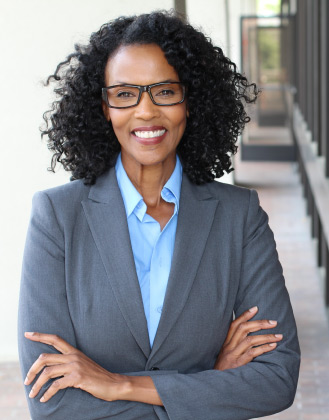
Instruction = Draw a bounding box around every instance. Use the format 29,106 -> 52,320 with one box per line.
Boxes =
157,306 -> 163,313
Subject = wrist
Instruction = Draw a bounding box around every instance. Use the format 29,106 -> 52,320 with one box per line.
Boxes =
116,375 -> 163,406
110,374 -> 132,401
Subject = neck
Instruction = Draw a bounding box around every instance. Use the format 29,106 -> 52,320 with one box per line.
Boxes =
121,154 -> 176,208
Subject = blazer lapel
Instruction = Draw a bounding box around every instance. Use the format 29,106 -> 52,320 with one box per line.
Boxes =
82,168 -> 150,358
147,175 -> 220,362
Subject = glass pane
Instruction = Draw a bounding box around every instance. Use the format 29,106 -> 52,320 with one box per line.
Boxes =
151,84 -> 184,104
107,86 -> 140,107
241,16 -> 295,146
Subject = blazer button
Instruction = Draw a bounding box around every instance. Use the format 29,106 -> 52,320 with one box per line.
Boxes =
150,367 -> 160,371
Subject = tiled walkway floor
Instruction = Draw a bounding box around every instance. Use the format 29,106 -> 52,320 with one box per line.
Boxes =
234,156 -> 329,420
1,158 -> 329,419
0,362 -> 30,419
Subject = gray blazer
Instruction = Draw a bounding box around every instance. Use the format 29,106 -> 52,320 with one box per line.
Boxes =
18,166 -> 300,420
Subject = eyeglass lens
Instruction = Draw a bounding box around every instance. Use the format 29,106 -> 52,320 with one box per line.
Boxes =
106,83 -> 184,107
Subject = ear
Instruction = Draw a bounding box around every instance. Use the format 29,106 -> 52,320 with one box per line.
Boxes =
102,100 -> 111,122
186,102 -> 190,118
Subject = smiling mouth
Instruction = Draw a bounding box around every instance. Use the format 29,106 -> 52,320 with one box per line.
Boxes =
132,129 -> 167,139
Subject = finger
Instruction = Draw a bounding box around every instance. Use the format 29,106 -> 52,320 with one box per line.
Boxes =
40,375 -> 76,403
228,319 -> 278,349
25,332 -> 76,354
28,364 -> 70,399
224,306 -> 258,344
24,353 -> 77,386
238,342 -> 279,366
234,333 -> 283,355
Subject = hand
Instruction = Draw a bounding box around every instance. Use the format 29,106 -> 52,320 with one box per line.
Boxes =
214,306 -> 283,371
24,332 -> 126,403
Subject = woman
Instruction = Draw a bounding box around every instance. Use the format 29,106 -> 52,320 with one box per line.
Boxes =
18,10 -> 300,420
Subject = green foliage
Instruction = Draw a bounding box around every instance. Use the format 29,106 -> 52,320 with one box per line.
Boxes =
257,27 -> 281,83
257,0 -> 281,15
258,28 -> 279,69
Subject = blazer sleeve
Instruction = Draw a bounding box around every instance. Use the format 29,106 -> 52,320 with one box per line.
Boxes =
18,191 -> 155,420
151,189 -> 301,420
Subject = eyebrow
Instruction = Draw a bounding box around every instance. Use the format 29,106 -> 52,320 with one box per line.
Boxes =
112,79 -> 180,85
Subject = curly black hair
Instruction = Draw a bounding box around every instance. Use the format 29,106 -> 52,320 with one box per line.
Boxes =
42,10 -> 258,185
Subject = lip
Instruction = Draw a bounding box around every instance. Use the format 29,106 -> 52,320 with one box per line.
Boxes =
131,125 -> 167,146
131,130 -> 167,146
132,125 -> 166,132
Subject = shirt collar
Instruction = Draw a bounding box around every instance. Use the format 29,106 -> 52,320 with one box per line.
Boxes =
161,156 -> 182,211
115,153 -> 182,219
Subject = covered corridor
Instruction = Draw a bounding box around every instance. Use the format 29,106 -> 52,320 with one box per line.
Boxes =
235,156 -> 329,420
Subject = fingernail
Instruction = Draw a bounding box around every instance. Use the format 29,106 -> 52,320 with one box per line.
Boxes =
40,397 -> 45,403
249,306 -> 258,313
275,334 -> 283,339
24,377 -> 29,385
29,389 -> 34,398
269,343 -> 277,347
25,332 -> 34,336
269,320 -> 277,325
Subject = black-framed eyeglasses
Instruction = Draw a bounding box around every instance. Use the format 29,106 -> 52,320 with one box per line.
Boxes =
102,82 -> 186,109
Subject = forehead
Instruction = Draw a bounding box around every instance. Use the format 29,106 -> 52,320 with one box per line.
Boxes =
104,44 -> 179,85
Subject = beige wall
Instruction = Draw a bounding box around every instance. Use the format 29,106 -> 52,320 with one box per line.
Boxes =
0,0 -> 256,361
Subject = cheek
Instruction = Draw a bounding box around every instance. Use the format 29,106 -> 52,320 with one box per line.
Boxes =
170,107 -> 187,134
165,103 -> 186,124
108,110 -> 131,133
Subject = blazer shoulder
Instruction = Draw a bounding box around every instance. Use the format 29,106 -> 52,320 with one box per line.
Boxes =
36,179 -> 90,200
35,178 -> 89,203
31,179 -> 91,230
207,179 -> 251,194
204,179 -> 257,208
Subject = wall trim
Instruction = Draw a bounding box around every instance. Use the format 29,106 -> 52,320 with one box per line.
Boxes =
293,105 -> 329,245
293,104 -> 329,304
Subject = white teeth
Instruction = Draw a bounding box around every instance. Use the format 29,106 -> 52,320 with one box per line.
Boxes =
134,129 -> 166,139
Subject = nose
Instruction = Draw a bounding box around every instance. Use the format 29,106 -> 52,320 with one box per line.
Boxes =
134,90 -> 160,120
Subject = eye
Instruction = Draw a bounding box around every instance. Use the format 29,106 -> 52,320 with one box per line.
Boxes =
156,89 -> 175,97
116,90 -> 136,98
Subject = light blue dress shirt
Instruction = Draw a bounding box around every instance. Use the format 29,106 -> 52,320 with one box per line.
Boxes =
115,154 -> 182,347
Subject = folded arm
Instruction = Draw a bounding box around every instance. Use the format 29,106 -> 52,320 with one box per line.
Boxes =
22,306 -> 283,408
